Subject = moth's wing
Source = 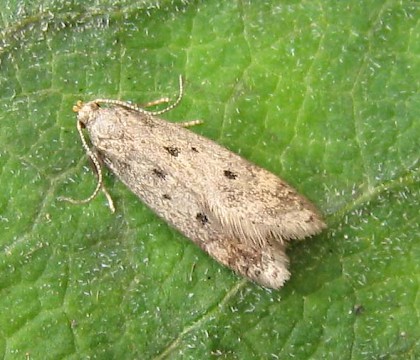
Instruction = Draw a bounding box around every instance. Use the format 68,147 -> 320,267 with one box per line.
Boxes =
88,106 -> 325,247
195,146 -> 326,245
143,119 -> 327,246
85,108 -> 314,288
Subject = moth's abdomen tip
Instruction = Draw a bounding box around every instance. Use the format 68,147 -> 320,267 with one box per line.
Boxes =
251,266 -> 291,290
243,249 -> 291,289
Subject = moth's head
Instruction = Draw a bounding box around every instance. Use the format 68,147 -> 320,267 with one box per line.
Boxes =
73,100 -> 100,126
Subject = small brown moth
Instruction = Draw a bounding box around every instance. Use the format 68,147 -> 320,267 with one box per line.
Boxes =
60,77 -> 326,289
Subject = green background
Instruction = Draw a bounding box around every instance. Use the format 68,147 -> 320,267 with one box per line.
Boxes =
0,0 -> 419,359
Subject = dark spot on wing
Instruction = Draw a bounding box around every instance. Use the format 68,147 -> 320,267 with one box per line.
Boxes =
196,212 -> 209,225
152,168 -> 166,179
224,170 -> 238,179
164,146 -> 180,157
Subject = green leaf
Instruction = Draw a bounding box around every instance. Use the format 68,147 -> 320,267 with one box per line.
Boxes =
0,1 -> 418,359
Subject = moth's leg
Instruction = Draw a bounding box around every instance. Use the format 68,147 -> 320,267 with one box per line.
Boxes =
96,76 -> 186,116
148,75 -> 184,115
142,97 -> 171,108
179,120 -> 203,128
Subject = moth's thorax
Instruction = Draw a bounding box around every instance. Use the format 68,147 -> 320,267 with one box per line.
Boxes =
80,103 -> 127,144
77,101 -> 100,126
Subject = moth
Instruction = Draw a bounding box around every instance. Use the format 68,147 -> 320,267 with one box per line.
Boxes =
60,77 -> 326,289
